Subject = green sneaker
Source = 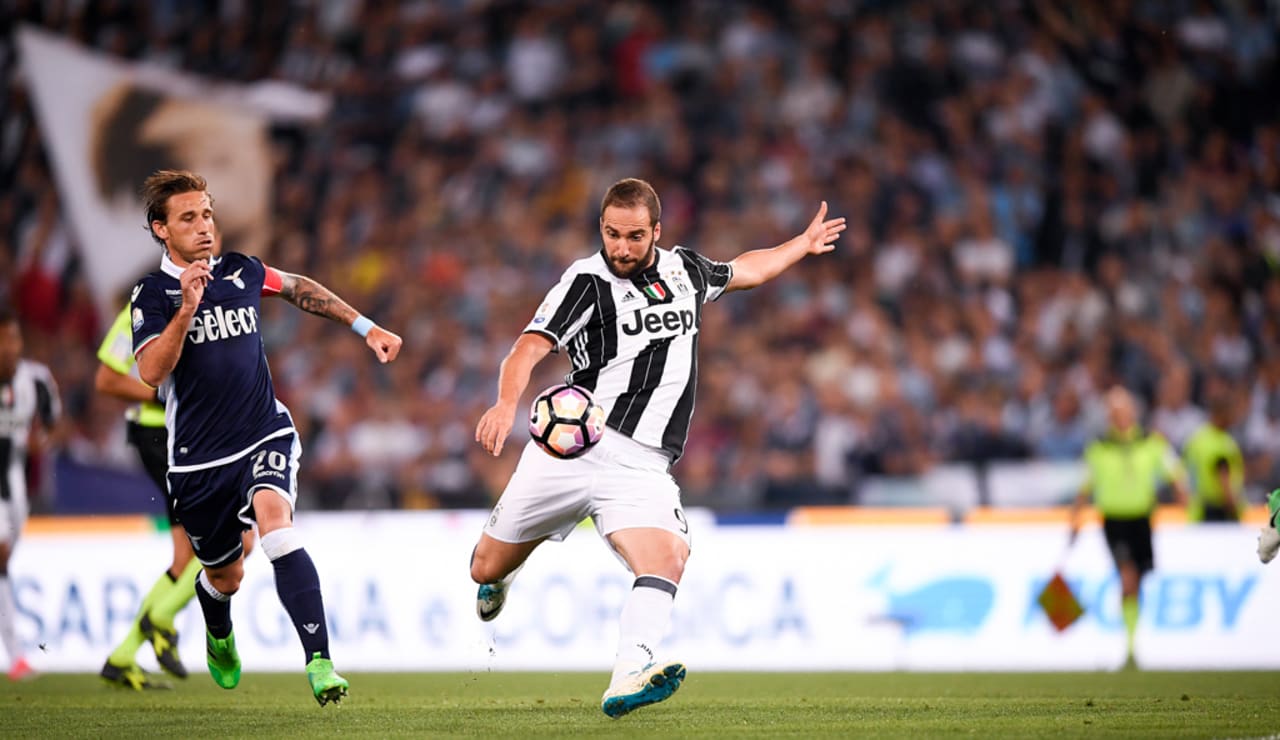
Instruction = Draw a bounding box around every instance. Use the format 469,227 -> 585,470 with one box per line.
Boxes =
205,631 -> 241,689
306,652 -> 349,707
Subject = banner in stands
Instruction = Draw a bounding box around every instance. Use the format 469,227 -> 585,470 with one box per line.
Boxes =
9,512 -> 1276,672
16,26 -> 328,317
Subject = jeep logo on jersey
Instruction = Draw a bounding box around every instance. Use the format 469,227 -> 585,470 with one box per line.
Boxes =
187,305 -> 259,344
620,307 -> 696,337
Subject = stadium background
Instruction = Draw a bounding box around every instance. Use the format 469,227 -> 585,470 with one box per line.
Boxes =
2,0 -> 1280,677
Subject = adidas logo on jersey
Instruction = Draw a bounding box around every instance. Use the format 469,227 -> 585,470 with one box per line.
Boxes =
620,307 -> 696,337
621,290 -> 640,302
187,305 -> 259,345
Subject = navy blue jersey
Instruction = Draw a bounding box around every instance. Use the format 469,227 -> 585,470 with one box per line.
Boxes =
131,252 -> 292,471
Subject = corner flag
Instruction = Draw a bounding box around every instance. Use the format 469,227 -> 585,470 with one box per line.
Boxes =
1037,572 -> 1085,632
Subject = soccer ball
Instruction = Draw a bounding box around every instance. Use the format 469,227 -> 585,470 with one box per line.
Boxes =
529,384 -> 605,459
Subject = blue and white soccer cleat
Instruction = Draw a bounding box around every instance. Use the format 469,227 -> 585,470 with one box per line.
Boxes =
476,582 -> 508,622
600,661 -> 686,718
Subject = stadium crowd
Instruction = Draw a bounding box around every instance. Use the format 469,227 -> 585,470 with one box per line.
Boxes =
2,0 -> 1279,512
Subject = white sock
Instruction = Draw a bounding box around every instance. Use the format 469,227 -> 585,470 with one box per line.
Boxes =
259,527 -> 303,562
610,575 -> 677,686
198,569 -> 232,601
0,576 -> 19,666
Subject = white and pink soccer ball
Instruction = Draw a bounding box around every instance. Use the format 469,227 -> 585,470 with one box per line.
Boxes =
529,384 -> 606,459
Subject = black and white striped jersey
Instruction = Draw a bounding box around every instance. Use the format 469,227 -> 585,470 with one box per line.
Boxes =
524,246 -> 732,462
0,359 -> 60,502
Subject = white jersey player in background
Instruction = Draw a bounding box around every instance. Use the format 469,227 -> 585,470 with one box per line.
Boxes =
0,307 -> 61,681
470,178 -> 844,718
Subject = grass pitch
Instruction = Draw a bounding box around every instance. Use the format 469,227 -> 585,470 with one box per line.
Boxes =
4,670 -> 1278,738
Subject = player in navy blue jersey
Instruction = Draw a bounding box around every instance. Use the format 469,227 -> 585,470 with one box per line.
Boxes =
130,170 -> 402,705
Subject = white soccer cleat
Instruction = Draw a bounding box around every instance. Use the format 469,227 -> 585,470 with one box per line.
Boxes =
601,661 -> 686,719
1262,490 -> 1280,564
1258,526 -> 1280,564
476,581 -> 508,622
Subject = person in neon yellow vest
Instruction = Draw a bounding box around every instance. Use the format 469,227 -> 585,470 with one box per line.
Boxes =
1069,386 -> 1189,670
1183,394 -> 1244,522
94,300 -> 190,689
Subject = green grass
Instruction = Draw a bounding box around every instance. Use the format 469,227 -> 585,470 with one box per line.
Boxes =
4,671 -> 1279,738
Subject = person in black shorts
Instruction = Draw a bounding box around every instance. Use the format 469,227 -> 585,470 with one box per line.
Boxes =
130,169 -> 401,705
1069,387 -> 1189,669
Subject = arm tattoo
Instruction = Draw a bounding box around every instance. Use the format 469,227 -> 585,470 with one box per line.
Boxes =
279,273 -> 359,325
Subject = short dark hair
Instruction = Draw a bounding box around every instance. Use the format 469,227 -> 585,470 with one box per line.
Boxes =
141,170 -> 209,246
600,178 -> 661,226
0,305 -> 17,328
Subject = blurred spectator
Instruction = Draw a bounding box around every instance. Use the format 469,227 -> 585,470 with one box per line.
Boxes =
6,0 -> 1280,512
1150,363 -> 1205,449
1036,387 -> 1090,461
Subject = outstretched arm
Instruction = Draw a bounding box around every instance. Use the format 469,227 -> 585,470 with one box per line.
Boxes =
277,271 -> 359,324
724,201 -> 846,292
95,363 -> 158,404
475,332 -> 554,457
1067,483 -> 1090,545
277,271 -> 403,363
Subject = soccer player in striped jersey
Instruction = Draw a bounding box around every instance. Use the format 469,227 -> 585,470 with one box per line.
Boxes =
471,178 -> 844,717
131,170 -> 402,705
0,307 -> 61,681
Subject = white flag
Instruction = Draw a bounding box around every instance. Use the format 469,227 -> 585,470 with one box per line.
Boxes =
16,26 -> 330,316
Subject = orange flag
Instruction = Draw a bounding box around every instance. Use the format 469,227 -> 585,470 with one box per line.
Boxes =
1038,572 -> 1085,632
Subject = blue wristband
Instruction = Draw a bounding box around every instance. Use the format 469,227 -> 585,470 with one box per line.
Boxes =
351,315 -> 374,338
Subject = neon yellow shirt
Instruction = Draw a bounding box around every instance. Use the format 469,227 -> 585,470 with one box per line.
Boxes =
1183,423 -> 1243,520
96,305 -> 166,428
1083,429 -> 1185,519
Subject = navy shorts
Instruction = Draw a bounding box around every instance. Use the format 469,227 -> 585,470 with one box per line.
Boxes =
168,432 -> 301,568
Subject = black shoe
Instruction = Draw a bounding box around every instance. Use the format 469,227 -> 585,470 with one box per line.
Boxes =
139,613 -> 188,679
99,660 -> 173,690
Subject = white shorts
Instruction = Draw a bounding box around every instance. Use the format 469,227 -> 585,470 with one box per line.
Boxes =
0,466 -> 28,545
484,432 -> 691,549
